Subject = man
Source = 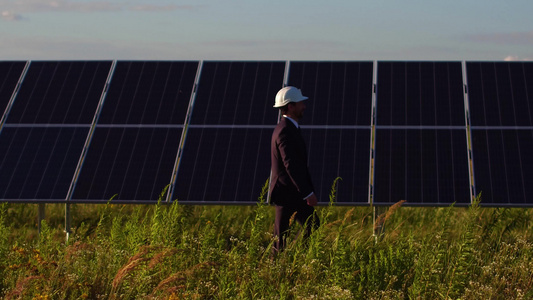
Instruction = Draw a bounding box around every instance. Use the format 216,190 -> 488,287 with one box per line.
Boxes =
269,86 -> 320,253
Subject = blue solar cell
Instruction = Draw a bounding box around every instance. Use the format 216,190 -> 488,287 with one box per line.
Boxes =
467,62 -> 533,127
377,61 -> 465,126
304,128 -> 371,203
98,61 -> 198,125
175,127 -> 371,204
287,61 -> 374,126
7,61 -> 112,124
471,129 -> 533,205
0,61 -> 26,118
190,61 -> 285,125
173,128 -> 272,203
0,127 -> 88,200
72,127 -> 181,201
374,129 -> 471,205
467,62 -> 533,206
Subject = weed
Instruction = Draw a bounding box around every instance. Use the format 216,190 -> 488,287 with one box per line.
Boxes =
1,198 -> 533,299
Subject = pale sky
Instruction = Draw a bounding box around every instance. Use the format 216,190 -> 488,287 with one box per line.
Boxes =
1,0 -> 533,61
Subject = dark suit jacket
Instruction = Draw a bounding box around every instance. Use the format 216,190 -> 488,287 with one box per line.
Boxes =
270,117 -> 314,206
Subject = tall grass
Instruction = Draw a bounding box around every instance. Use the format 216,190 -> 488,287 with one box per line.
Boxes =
1,190 -> 533,299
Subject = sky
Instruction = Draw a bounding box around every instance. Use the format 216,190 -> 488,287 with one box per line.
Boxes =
1,0 -> 533,61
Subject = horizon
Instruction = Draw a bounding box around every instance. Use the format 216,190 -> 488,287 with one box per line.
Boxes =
1,0 -> 532,61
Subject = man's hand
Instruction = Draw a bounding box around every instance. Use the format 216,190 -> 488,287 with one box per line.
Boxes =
306,194 -> 318,206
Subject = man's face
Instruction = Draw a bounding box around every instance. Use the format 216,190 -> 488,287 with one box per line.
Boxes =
288,101 -> 306,121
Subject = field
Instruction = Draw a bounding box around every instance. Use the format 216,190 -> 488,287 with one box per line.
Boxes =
1,190 -> 533,299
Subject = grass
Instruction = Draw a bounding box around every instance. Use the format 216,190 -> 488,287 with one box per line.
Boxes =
1,192 -> 533,299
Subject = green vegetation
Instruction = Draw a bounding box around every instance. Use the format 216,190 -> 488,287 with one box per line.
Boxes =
1,193 -> 532,299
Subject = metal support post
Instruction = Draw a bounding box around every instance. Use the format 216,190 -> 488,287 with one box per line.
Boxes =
373,205 -> 386,242
38,203 -> 46,234
65,203 -> 71,243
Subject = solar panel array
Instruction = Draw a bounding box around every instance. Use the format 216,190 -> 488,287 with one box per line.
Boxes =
1,60 -> 532,206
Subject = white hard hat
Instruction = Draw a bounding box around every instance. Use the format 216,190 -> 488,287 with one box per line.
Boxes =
273,86 -> 308,108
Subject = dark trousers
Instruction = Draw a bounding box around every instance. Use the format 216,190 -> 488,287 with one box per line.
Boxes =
273,202 -> 320,253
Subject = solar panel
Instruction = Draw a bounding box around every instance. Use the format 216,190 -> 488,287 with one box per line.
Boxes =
0,61 -> 112,201
376,61 -> 465,126
72,127 -> 182,201
173,128 -> 272,203
287,61 -> 374,125
373,129 -> 471,205
97,61 -> 197,125
174,61 -> 285,203
467,62 -> 533,127
374,62 -> 471,205
470,129 -> 533,205
0,127 -> 89,200
190,61 -> 284,125
72,61 -> 199,202
7,61 -> 112,124
286,61 -> 374,204
304,129 -> 371,204
467,62 -> 533,205
0,61 -> 26,120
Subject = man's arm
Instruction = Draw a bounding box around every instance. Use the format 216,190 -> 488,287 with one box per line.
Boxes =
305,193 -> 318,206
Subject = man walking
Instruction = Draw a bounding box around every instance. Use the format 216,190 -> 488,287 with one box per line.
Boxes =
269,86 -> 319,253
